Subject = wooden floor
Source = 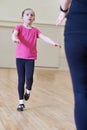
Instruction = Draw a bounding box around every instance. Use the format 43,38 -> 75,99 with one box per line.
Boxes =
0,68 -> 76,130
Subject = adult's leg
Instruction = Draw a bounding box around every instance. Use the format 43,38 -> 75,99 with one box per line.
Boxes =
65,35 -> 87,130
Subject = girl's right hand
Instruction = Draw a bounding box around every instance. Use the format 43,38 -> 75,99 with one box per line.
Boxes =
14,38 -> 20,43
56,12 -> 67,26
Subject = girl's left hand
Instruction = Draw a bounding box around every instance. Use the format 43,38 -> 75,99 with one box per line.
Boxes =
54,43 -> 61,48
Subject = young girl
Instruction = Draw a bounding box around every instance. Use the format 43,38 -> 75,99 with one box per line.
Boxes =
12,8 -> 61,111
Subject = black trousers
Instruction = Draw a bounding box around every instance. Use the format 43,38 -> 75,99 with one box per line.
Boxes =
16,58 -> 35,100
65,34 -> 87,130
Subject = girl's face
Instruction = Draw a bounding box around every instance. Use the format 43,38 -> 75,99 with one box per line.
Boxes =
22,10 -> 35,25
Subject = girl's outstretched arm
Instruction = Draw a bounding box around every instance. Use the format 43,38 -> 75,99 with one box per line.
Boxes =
12,30 -> 20,43
39,33 -> 61,48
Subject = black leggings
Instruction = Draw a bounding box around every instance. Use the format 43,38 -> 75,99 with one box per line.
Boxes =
65,34 -> 87,130
16,58 -> 35,100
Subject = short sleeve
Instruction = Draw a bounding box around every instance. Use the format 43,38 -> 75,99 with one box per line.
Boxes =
13,24 -> 22,33
36,28 -> 41,38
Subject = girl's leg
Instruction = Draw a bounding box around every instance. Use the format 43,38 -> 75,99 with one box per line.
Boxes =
65,35 -> 87,130
16,58 -> 25,100
24,59 -> 35,100
25,59 -> 35,91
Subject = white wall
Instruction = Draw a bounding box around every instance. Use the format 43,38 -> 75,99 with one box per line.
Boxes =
0,0 -> 60,24
0,26 -> 16,68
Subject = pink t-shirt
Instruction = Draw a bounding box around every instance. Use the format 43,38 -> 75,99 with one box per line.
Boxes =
14,25 -> 41,60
